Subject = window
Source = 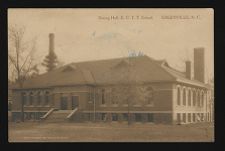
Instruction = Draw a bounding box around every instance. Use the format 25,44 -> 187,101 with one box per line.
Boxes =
183,113 -> 186,123
101,113 -> 107,121
60,96 -> 68,110
37,91 -> 41,106
45,91 -> 50,105
188,113 -> 191,122
29,92 -> 34,106
123,113 -> 128,121
201,113 -> 204,121
111,88 -> 118,105
197,91 -> 201,107
71,96 -> 79,109
146,87 -> 154,105
188,90 -> 191,106
177,113 -> 181,123
147,114 -> 154,122
21,92 -> 27,106
112,113 -> 118,121
193,90 -> 196,106
183,89 -> 186,106
177,88 -> 181,105
193,113 -> 196,122
89,92 -> 93,103
201,92 -> 204,107
101,89 -> 105,105
135,114 -> 142,122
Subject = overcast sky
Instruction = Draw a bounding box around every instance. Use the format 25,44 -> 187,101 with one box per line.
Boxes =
8,8 -> 214,81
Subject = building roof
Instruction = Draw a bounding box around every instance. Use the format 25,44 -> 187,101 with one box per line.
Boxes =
14,55 -> 209,89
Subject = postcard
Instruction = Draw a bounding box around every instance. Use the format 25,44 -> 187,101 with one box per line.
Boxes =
8,8 -> 214,142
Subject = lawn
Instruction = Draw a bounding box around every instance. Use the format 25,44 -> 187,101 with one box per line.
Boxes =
8,122 -> 214,142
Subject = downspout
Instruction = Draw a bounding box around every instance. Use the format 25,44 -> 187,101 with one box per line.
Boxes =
89,70 -> 96,122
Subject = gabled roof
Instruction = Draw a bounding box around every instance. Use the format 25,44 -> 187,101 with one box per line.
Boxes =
15,55 -> 209,89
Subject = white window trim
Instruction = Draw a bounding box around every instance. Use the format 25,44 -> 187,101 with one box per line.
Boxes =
100,104 -> 107,107
111,104 -> 119,107
146,104 -> 154,107
133,104 -> 142,107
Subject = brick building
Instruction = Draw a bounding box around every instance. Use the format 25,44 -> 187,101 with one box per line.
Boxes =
10,34 -> 214,124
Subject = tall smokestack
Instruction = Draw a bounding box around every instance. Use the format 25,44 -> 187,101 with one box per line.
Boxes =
185,60 -> 191,79
194,47 -> 205,83
49,33 -> 54,53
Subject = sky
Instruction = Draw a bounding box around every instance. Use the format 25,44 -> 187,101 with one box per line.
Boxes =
8,8 -> 214,82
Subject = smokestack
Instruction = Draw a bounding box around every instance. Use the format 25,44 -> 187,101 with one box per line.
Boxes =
194,47 -> 205,83
49,33 -> 54,53
185,60 -> 191,79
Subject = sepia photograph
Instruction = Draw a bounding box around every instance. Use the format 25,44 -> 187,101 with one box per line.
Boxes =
8,8 -> 214,142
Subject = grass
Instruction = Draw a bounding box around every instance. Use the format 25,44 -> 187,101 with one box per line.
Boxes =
8,121 -> 214,142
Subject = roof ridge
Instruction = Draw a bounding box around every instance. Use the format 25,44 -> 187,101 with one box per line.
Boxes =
145,56 -> 177,81
71,55 -> 148,65
164,66 -> 185,76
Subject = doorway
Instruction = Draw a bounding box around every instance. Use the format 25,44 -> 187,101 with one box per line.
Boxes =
71,96 -> 79,109
60,96 -> 68,110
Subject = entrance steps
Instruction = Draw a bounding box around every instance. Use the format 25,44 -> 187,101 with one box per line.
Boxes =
43,110 -> 73,123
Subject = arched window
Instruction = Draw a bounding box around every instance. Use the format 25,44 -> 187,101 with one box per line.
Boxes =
146,86 -> 154,105
193,90 -> 196,106
21,92 -> 27,106
177,87 -> 181,105
37,91 -> 41,106
101,89 -> 105,105
188,89 -> 191,106
183,88 -> 186,106
45,91 -> 50,105
197,91 -> 201,107
201,91 -> 204,107
29,92 -> 34,106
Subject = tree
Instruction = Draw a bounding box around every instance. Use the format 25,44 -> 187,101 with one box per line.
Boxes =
42,33 -> 59,72
110,55 -> 142,125
29,64 -> 40,78
42,50 -> 59,72
8,25 -> 39,121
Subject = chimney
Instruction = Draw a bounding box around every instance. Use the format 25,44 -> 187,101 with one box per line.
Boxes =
49,33 -> 54,53
185,60 -> 191,79
194,47 -> 205,83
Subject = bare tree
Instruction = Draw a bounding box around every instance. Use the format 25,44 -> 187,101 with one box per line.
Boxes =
110,53 -> 143,125
8,25 -> 39,121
